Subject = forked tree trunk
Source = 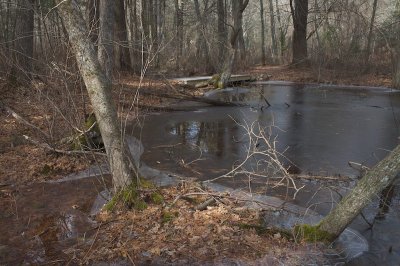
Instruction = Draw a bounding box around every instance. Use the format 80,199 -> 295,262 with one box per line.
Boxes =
56,0 -> 135,190
317,144 -> 400,239
219,0 -> 249,89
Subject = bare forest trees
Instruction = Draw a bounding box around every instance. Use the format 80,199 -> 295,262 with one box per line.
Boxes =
56,0 -> 136,190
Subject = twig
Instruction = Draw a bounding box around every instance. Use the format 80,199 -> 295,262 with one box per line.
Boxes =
23,135 -> 106,157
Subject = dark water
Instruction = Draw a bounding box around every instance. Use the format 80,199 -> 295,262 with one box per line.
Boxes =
133,82 -> 400,265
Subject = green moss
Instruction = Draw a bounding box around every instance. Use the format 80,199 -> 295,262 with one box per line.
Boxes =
139,178 -> 156,189
150,192 -> 164,205
294,224 -> 335,243
161,211 -> 178,223
104,183 -> 147,211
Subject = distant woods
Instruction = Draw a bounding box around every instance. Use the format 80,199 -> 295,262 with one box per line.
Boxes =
0,0 -> 400,87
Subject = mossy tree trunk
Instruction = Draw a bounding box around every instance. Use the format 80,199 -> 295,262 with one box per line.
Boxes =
317,144 -> 400,240
56,0 -> 136,190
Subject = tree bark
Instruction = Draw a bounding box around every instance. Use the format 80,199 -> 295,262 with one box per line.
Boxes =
318,144 -> 400,239
56,0 -> 135,190
98,0 -> 115,80
290,0 -> 308,65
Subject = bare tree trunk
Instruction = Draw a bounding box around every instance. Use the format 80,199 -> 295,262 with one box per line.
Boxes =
365,0 -> 378,66
259,0 -> 266,65
98,0 -> 114,80
114,0 -> 131,71
217,0 -> 226,65
268,0 -> 278,62
316,144 -> 400,240
175,0 -> 184,70
56,0 -> 135,190
194,0 -> 213,72
219,0 -> 249,89
290,0 -> 308,65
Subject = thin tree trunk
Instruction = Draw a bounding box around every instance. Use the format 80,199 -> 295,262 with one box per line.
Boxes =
365,0 -> 378,66
56,0 -> 135,190
260,0 -> 266,65
317,144 -> 400,240
175,0 -> 184,70
393,46 -> 400,89
98,0 -> 115,80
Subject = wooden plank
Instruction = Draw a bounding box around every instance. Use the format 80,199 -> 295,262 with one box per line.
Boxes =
171,74 -> 252,85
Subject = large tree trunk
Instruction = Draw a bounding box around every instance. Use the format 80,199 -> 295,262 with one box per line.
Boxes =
316,144 -> 400,240
98,0 -> 114,80
12,0 -> 34,82
114,0 -> 131,71
290,0 -> 308,65
219,0 -> 249,89
56,0 -> 135,190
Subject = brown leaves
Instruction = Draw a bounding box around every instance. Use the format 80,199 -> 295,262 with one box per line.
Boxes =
80,184 -> 326,264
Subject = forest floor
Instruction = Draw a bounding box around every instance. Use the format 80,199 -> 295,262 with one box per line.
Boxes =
0,64 -> 391,264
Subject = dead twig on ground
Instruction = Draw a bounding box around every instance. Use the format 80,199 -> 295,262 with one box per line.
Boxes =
22,135 -> 106,157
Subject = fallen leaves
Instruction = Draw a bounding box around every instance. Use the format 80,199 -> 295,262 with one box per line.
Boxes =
80,184 -> 327,265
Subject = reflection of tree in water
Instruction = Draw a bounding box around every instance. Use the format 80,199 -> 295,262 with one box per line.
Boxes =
171,120 -> 238,158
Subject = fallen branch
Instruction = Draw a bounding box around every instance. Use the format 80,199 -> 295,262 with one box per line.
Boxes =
0,101 -> 50,139
121,86 -> 245,107
195,198 -> 217,211
23,135 -> 106,157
